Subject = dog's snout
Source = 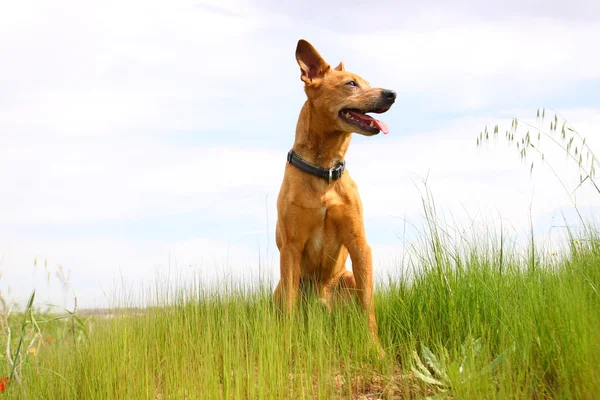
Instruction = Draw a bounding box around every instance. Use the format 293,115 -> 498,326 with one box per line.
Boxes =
382,89 -> 396,102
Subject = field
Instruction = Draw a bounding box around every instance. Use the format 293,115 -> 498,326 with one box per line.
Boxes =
2,210 -> 599,399
2,111 -> 599,399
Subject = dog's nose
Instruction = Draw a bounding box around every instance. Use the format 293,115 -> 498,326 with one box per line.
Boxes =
382,89 -> 396,101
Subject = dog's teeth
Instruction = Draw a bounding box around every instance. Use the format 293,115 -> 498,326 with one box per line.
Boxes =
345,112 -> 351,118
369,121 -> 375,128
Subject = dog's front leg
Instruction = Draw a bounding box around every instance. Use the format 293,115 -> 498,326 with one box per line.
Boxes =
274,243 -> 302,313
333,204 -> 382,353
347,239 -> 377,336
349,239 -> 385,357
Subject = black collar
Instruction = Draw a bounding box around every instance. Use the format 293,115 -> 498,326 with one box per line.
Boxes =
286,150 -> 346,184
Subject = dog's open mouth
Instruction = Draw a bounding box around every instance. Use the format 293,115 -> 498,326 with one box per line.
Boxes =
339,107 -> 390,135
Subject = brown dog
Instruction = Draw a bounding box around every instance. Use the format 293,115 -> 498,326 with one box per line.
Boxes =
273,39 -> 396,352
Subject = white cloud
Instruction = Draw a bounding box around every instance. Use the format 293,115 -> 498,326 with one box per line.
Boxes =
353,108 -> 600,230
0,234 -> 271,309
0,0 -> 280,144
1,1 -> 599,308
326,20 -> 600,111
253,0 -> 600,25
0,143 -> 285,224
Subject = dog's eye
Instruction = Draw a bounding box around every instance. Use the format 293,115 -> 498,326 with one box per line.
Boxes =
346,80 -> 358,87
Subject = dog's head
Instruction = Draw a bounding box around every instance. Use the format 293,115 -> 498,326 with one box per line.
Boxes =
295,39 -> 396,136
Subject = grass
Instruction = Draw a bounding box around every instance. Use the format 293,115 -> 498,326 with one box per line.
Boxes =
2,213 -> 599,399
2,109 -> 599,398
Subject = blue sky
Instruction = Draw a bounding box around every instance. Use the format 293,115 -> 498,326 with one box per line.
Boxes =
1,0 -> 600,310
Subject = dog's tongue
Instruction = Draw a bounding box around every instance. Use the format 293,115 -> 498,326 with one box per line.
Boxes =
349,111 -> 390,134
374,119 -> 389,134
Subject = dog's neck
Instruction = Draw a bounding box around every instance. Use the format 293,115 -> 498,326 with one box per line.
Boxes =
291,101 -> 352,169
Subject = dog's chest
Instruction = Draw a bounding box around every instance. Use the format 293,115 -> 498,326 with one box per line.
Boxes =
302,190 -> 345,269
305,207 -> 328,261
308,206 -> 327,246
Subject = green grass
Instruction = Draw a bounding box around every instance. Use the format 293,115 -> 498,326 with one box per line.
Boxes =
3,218 -> 600,399
4,109 -> 599,398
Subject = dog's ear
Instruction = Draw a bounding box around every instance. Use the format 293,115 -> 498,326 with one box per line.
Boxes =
296,39 -> 330,84
334,61 -> 345,71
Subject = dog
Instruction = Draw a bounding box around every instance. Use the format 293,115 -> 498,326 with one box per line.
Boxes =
273,39 -> 396,353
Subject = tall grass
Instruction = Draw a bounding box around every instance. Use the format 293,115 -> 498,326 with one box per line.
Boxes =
2,209 -> 598,399
2,109 -> 599,398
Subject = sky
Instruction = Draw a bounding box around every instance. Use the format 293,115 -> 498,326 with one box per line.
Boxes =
1,0 -> 599,310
